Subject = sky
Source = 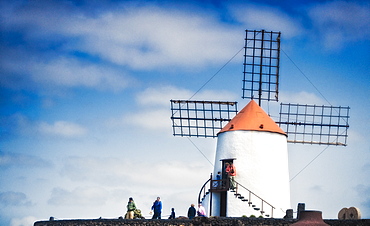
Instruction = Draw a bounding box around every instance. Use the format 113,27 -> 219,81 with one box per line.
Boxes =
0,0 -> 369,225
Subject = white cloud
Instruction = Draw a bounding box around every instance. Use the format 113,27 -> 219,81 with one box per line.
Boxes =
0,191 -> 32,206
123,109 -> 171,130
10,216 -> 37,226
0,49 -> 132,91
51,154 -> 211,217
2,1 -> 241,70
105,108 -> 171,131
29,57 -> 132,91
280,91 -> 327,105
194,89 -> 238,101
60,156 -> 208,190
356,183 -> 370,215
109,86 -> 238,131
136,86 -> 238,107
37,121 -> 87,137
66,7 -> 241,70
308,1 -> 370,50
48,186 -> 108,206
4,114 -> 88,138
0,1 -> 244,94
136,86 -> 192,107
347,128 -> 366,143
0,152 -> 52,169
229,3 -> 303,38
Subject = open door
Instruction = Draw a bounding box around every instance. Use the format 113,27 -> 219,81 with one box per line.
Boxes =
220,158 -> 236,217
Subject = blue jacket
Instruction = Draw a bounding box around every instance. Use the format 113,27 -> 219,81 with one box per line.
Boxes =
152,200 -> 162,212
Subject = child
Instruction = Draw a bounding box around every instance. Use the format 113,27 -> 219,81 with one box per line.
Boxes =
169,208 -> 176,219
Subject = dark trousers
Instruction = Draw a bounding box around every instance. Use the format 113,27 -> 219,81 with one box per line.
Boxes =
152,211 -> 161,219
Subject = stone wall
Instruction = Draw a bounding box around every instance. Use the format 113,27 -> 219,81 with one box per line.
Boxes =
34,217 -> 370,226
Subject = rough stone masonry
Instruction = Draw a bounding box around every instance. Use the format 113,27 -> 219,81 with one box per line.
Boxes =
34,216 -> 370,226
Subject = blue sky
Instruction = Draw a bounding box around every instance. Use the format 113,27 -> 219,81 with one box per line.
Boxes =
1,0 -> 369,225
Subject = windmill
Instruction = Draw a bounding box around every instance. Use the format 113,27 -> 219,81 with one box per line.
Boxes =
170,29 -> 350,218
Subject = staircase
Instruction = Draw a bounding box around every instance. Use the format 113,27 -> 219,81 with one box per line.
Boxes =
198,177 -> 275,218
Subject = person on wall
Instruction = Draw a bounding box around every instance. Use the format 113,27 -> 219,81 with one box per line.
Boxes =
125,197 -> 136,219
187,204 -> 196,219
151,197 -> 162,219
168,208 -> 175,219
197,203 -> 206,217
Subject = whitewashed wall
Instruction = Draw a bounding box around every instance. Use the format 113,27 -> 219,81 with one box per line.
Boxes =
210,130 -> 291,218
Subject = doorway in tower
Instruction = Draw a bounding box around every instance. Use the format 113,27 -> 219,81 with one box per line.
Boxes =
219,158 -> 236,217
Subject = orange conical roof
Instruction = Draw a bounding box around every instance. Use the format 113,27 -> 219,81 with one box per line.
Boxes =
218,100 -> 287,136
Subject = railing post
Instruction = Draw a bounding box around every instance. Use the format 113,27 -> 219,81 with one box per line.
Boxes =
261,201 -> 264,214
210,186 -> 213,216
271,207 -> 274,218
209,173 -> 212,216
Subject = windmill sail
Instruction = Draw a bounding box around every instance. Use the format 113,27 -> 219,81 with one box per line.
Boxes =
243,30 -> 281,105
278,103 -> 350,146
170,29 -> 350,145
170,100 -> 238,138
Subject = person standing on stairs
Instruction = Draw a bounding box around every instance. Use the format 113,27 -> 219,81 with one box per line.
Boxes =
215,171 -> 222,189
226,162 -> 236,191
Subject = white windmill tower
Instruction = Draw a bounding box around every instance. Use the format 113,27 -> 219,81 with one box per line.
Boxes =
170,30 -> 349,218
210,99 -> 290,218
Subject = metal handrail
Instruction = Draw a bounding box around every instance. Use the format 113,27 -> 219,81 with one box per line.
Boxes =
197,177 -> 276,218
197,178 -> 211,204
234,181 -> 275,217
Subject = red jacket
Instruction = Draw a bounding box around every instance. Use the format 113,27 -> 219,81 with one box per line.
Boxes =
226,164 -> 236,176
